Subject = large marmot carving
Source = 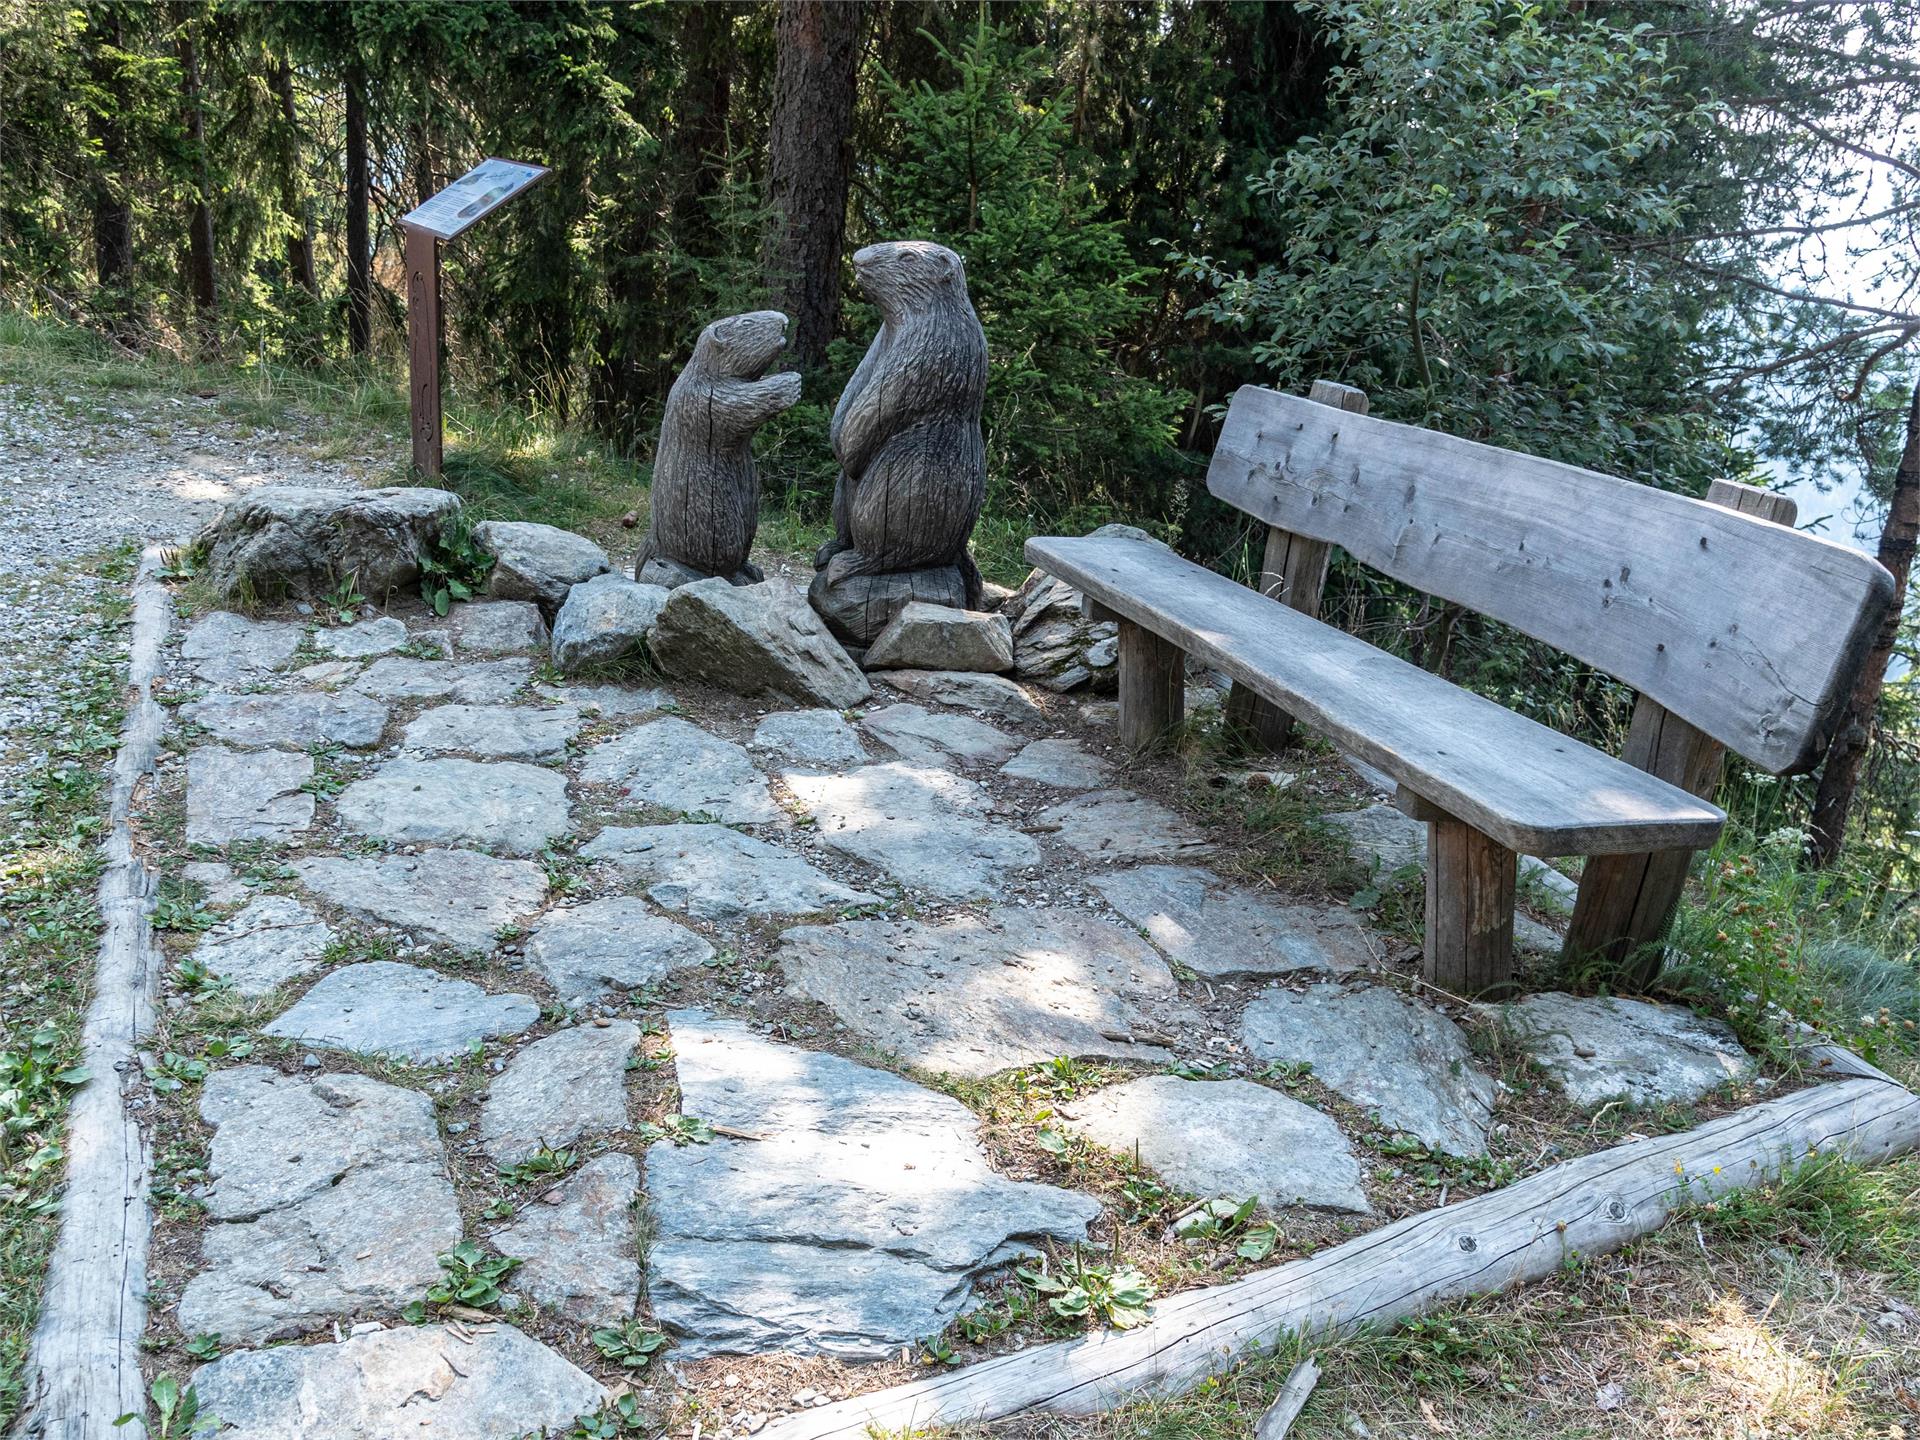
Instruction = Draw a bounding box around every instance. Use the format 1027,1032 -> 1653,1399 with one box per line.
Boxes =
810,240 -> 988,647
636,310 -> 803,589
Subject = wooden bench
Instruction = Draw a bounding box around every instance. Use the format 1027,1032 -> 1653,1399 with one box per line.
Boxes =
1027,381 -> 1895,994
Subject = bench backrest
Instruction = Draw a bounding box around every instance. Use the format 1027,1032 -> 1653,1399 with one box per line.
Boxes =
1207,385 -> 1895,775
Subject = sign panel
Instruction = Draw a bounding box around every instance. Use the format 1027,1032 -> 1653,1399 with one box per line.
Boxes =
401,157 -> 549,240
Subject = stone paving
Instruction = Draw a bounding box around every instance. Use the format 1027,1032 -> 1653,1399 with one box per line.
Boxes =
137,591 -> 1767,1438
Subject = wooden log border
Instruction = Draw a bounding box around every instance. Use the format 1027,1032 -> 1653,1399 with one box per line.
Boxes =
761,1072 -> 1920,1440
14,548 -> 172,1440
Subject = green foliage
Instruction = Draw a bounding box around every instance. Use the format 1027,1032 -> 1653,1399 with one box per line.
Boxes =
1174,0 -> 1737,493
865,14 -> 1190,526
497,1144 -> 577,1185
113,1374 -> 218,1438
637,1113 -> 714,1147
589,1320 -> 669,1370
1016,1248 -> 1156,1331
415,512 -> 494,618
409,1240 -> 520,1314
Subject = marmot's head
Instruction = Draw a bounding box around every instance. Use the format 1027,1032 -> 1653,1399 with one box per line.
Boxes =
852,241 -> 968,317
694,310 -> 791,380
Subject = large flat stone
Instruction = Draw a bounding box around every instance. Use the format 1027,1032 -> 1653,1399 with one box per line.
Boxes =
531,681 -> 668,717
1061,1076 -> 1369,1213
999,737 -> 1110,789
580,824 -> 880,920
647,1011 -> 1100,1358
179,612 -> 301,686
1091,865 -> 1377,978
1487,992 -> 1756,1107
880,669 -> 1047,725
352,655 -> 532,703
863,602 -> 1013,673
187,895 -> 334,996
186,746 -> 313,846
176,1067 -> 459,1343
579,716 -> 778,824
336,757 -> 571,854
263,961 -> 540,1062
523,898 -> 713,1007
480,1020 -> 639,1163
291,849 -> 547,951
1034,789 -> 1212,862
783,763 -> 1038,900
401,703 -> 581,760
191,1323 -> 604,1440
750,709 -> 869,766
1240,983 -> 1497,1157
650,577 -> 872,708
549,572 -> 667,673
183,691 -> 389,749
778,907 -> 1181,1076
314,616 -> 410,659
494,1153 -> 639,1326
451,599 -> 549,654
860,702 -> 1021,766
476,519 -> 611,612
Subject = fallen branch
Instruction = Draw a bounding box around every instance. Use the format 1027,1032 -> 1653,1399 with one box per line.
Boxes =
13,549 -> 172,1440
760,1073 -> 1920,1440
1254,1356 -> 1320,1440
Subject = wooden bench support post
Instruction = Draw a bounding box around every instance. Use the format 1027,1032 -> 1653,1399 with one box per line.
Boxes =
1424,811 -> 1517,997
1225,380 -> 1366,751
1564,479 -> 1795,983
1563,694 -> 1725,983
1116,618 -> 1184,751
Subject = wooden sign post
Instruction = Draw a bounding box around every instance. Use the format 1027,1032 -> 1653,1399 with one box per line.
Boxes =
397,156 -> 551,477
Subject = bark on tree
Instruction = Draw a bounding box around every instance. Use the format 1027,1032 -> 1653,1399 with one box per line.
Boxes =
1808,372 -> 1920,866
176,12 -> 217,317
345,61 -> 372,357
273,62 -> 317,296
670,0 -> 736,258
86,8 -> 134,301
765,0 -> 864,371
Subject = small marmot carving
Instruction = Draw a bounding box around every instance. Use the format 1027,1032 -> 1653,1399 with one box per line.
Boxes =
810,240 -> 988,647
636,310 -> 802,588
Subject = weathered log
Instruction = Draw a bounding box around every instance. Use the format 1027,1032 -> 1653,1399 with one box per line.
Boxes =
13,549 -> 172,1439
1254,1356 -> 1320,1440
758,1073 -> 1920,1440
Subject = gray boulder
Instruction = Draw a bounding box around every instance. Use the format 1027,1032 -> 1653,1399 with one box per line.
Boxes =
863,601 -> 1014,673
195,485 -> 461,603
550,572 -> 668,674
494,1153 -> 640,1326
480,1021 -> 639,1163
449,599 -> 548,653
1484,992 -> 1756,1107
475,519 -> 611,614
650,577 -> 871,708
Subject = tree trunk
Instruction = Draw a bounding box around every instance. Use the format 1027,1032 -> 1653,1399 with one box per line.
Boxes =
1807,372 -> 1920,866
765,0 -> 864,371
273,61 -> 317,296
345,62 -> 372,356
86,8 -> 134,301
670,0 -> 735,258
176,11 -> 217,317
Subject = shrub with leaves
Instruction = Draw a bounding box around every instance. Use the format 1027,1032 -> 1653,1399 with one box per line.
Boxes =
1016,1249 -> 1156,1331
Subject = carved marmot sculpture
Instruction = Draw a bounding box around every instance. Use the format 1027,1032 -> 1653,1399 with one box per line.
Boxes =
636,310 -> 802,588
810,240 -> 988,647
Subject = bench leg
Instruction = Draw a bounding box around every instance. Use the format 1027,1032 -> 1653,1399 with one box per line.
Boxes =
1116,618 -> 1184,751
1424,815 -> 1516,997
1562,849 -> 1696,988
1222,685 -> 1296,751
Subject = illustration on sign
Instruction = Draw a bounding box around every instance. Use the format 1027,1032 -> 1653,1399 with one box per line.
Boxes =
401,158 -> 549,239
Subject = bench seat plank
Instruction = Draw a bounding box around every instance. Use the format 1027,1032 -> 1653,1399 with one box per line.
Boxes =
1027,534 -> 1726,858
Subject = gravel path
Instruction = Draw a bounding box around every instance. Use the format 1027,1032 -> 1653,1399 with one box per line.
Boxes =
0,380 -> 379,795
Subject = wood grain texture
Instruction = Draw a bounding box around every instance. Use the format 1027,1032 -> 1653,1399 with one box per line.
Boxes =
1705,478 -> 1797,525
1026,534 -> 1725,856
403,225 -> 442,477
1254,1357 -> 1321,1440
1206,386 -> 1895,772
13,550 -> 171,1439
638,311 -> 802,584
758,1074 -> 1920,1439
1424,815 -> 1516,995
1226,381 -> 1366,749
1117,619 -> 1184,750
